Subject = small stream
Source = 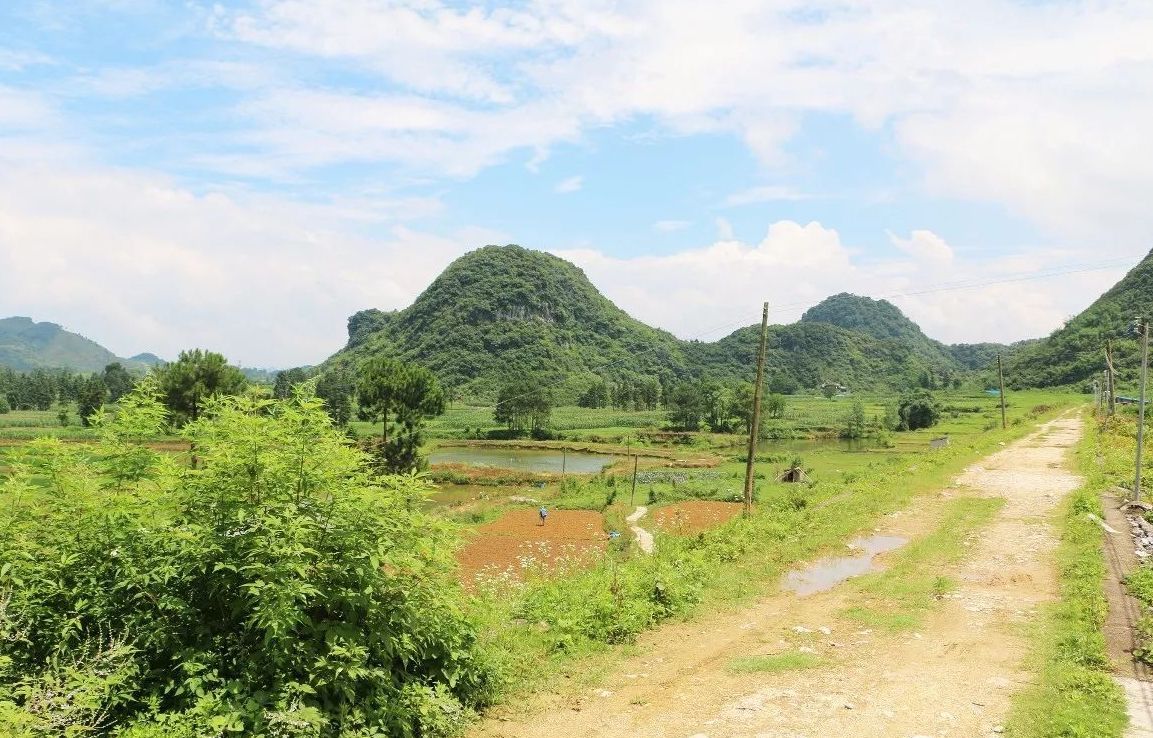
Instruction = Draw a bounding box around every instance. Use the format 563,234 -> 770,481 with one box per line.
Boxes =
781,535 -> 908,596
429,446 -> 615,473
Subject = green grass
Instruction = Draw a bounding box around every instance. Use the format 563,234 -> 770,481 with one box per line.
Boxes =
842,496 -> 1003,632
1004,409 -> 1127,738
0,407 -> 100,439
727,651 -> 825,673
350,389 -> 1074,450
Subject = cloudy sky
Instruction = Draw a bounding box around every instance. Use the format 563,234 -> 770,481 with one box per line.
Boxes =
0,1 -> 1149,367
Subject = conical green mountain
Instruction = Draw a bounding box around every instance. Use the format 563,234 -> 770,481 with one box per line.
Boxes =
328,245 -> 689,394
799,293 -> 960,367
1009,249 -> 1153,388
326,245 -> 963,398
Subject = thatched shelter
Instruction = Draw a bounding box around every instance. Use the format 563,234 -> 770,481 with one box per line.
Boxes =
778,466 -> 809,483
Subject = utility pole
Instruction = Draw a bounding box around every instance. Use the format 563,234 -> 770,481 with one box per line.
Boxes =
630,454 -> 639,506
1136,319 -> 1150,502
561,446 -> 567,483
1103,370 -> 1109,412
1106,340 -> 1118,416
997,354 -> 1007,430
743,302 -> 770,517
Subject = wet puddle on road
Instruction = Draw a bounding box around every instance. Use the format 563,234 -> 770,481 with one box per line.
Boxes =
782,535 -> 908,596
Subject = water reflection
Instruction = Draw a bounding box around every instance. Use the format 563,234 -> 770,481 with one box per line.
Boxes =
429,446 -> 614,473
782,535 -> 908,596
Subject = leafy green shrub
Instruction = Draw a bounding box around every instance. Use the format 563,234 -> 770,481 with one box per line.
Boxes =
0,383 -> 497,737
896,391 -> 942,431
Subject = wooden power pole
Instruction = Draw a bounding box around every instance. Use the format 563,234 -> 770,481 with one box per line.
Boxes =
997,354 -> 1007,430
1106,340 -> 1118,416
630,454 -> 639,506
1136,320 -> 1150,502
743,302 -> 770,517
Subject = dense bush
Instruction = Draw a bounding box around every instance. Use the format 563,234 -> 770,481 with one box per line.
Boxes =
0,382 -> 497,737
896,391 -> 942,431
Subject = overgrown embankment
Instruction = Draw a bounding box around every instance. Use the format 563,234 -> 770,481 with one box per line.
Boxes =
1005,410 -> 1128,737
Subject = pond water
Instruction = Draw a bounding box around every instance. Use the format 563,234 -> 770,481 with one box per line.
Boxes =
429,446 -> 615,474
781,535 -> 908,596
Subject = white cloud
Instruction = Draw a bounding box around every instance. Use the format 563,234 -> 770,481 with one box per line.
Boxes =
888,229 -> 954,265
555,222 -> 1128,346
0,48 -> 53,71
0,85 -> 54,129
0,151 -> 498,366
653,219 -> 691,233
723,185 -> 811,207
554,175 -> 583,194
3,1 -> 1150,366
201,0 -> 1153,247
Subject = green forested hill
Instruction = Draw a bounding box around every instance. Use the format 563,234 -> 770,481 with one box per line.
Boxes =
1008,249 -> 1153,389
683,321 -> 940,392
327,245 -> 691,397
0,316 -> 148,372
799,292 -> 960,367
325,245 -> 970,398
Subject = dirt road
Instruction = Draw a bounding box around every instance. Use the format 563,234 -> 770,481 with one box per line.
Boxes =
473,415 -> 1083,738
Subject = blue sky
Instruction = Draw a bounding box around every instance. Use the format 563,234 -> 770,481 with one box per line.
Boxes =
1,1 -> 1150,366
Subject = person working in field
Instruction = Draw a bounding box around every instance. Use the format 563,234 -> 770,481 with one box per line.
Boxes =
538,505 -> 548,526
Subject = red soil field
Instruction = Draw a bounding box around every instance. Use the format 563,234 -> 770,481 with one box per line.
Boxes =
648,500 -> 743,535
456,507 -> 607,587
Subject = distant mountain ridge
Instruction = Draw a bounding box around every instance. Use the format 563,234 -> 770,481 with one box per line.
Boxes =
324,245 -> 993,399
0,316 -> 152,373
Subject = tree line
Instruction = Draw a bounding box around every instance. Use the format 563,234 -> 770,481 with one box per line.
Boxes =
0,363 -> 135,422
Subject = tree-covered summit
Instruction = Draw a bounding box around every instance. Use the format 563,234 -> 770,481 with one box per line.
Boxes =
327,245 -> 690,397
800,293 -> 965,367
801,293 -> 930,344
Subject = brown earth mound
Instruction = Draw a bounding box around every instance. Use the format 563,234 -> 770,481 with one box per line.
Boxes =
649,500 -> 743,535
456,508 -> 607,587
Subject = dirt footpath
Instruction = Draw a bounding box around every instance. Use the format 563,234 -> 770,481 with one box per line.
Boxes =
473,415 -> 1083,738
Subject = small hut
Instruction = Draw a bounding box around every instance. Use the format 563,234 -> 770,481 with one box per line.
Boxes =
778,462 -> 810,483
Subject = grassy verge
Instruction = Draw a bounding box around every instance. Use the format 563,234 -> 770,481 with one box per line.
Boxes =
843,496 -> 1003,632
468,400 -> 1078,706
1004,410 -> 1127,737
726,651 -> 825,674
